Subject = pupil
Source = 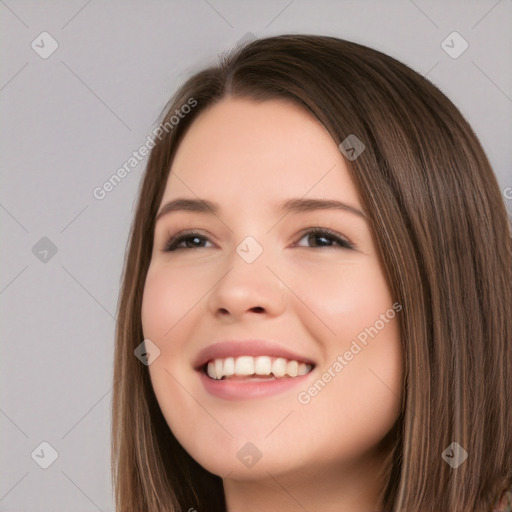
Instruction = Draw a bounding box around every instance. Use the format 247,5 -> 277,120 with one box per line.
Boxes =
312,234 -> 329,246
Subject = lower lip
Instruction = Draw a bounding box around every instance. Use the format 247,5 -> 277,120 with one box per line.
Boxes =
198,369 -> 313,400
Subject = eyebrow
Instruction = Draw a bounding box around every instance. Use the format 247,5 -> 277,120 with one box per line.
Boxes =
155,197 -> 367,222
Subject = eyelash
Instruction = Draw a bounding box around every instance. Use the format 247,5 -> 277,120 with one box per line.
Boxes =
163,227 -> 355,252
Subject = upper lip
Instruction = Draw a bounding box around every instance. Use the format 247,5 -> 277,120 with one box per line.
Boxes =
193,340 -> 316,371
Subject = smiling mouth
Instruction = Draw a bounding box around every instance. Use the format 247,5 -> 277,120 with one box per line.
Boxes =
201,355 -> 315,380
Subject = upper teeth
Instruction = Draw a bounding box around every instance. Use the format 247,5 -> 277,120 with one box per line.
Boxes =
206,356 -> 313,380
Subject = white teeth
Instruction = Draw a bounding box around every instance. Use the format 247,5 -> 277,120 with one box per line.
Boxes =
286,360 -> 298,377
207,361 -> 216,379
234,356 -> 254,375
223,357 -> 235,376
203,355 -> 313,380
214,358 -> 223,376
254,356 -> 272,375
297,362 -> 308,375
271,357 -> 287,377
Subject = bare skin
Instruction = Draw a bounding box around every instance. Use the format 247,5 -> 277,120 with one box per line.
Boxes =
141,97 -> 403,511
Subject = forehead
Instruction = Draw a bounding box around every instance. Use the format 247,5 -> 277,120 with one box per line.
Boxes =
161,97 -> 360,208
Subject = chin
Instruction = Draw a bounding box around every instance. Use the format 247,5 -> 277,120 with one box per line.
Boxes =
175,432 -> 303,480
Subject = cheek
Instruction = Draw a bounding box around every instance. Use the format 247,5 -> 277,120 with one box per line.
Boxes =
141,269 -> 169,340
293,317 -> 402,462
141,264 -> 202,341
288,258 -> 403,452
141,267 -> 212,444
292,256 -> 395,341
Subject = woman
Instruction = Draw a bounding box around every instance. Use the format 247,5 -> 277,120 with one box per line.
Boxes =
111,34 -> 512,511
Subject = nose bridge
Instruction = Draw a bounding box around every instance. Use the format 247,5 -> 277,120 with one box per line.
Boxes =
235,234 -> 266,266
207,228 -> 287,317
231,217 -> 285,277
224,206 -> 276,267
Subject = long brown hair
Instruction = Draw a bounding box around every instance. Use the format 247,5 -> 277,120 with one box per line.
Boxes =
111,34 -> 512,512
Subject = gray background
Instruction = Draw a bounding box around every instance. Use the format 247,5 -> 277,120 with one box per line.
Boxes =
1,1 -> 511,511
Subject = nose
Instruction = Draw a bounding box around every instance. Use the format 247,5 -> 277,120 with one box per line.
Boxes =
206,243 -> 287,322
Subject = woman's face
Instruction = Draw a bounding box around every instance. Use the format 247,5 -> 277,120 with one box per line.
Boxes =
141,97 -> 403,482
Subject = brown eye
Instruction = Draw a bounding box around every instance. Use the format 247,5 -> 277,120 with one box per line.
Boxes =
164,231 -> 212,252
295,228 -> 354,250
163,227 -> 355,252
